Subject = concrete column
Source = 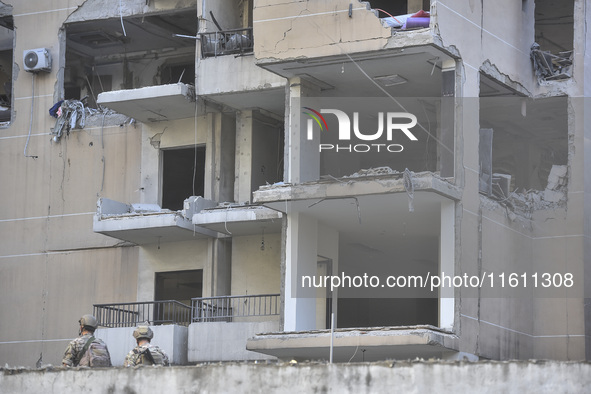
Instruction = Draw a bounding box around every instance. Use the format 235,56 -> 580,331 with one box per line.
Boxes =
439,60 -> 455,178
440,200 -> 455,330
210,238 -> 232,296
205,113 -> 236,202
318,223 -> 339,330
284,77 -> 320,184
140,125 -> 160,204
284,212 -> 318,331
235,110 -> 253,203
204,113 -> 217,201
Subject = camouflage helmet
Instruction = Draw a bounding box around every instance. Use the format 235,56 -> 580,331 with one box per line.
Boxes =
133,325 -> 154,340
79,314 -> 98,329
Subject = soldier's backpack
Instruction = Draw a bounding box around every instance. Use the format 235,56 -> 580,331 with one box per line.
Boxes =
140,347 -> 164,366
77,336 -> 112,367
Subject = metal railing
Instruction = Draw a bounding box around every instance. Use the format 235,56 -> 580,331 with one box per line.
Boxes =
93,300 -> 192,327
200,28 -> 253,58
191,294 -> 280,322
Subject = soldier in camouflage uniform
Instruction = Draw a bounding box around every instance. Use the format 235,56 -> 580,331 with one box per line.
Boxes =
124,325 -> 169,367
62,314 -> 111,367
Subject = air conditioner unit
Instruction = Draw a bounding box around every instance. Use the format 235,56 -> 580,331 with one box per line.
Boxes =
23,48 -> 52,73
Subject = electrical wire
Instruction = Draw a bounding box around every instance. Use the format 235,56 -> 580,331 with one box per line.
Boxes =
119,0 -> 127,36
24,73 -> 38,159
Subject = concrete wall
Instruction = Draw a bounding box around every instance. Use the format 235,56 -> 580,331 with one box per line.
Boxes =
187,321 -> 279,362
0,0 -> 195,369
96,325 -> 188,366
197,55 -> 285,96
231,233 -> 281,296
425,0 -> 587,361
2,361 -> 590,394
137,240 -> 209,302
253,0 -> 391,61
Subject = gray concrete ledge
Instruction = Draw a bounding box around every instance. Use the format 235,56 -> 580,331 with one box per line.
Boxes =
2,361 -> 589,394
253,172 -> 460,203
247,325 -> 461,362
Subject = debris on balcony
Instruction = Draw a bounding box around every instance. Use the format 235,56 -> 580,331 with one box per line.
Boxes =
343,166 -> 400,178
484,165 -> 568,219
200,28 -> 253,58
49,99 -> 86,142
381,10 -> 430,30
530,43 -> 573,82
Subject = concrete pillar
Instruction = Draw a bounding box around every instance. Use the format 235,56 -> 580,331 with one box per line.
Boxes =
235,110 -> 253,203
439,60 -> 455,178
205,113 -> 236,202
440,200 -> 455,330
211,238 -> 232,296
284,77 -> 320,184
204,113 -> 217,201
318,223 -> 339,330
284,213 -> 318,331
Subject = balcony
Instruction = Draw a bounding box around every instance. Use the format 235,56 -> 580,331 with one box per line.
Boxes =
93,300 -> 192,328
96,83 -> 197,123
93,295 -> 281,364
93,197 -> 220,245
93,300 -> 192,365
191,294 -> 280,322
200,28 -> 253,58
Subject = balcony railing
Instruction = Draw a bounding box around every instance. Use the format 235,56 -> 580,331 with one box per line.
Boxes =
93,300 -> 192,327
200,28 -> 253,58
191,294 -> 280,322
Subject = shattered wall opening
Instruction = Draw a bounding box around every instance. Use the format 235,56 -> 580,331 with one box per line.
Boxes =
251,115 -> 284,195
64,9 -> 197,108
0,9 -> 13,125
479,75 -> 568,212
369,0 -> 431,30
531,0 -> 573,81
369,0 -> 430,17
161,146 -> 206,211
535,0 -> 573,54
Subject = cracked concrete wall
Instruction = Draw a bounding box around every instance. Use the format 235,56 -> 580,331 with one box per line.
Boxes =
0,2 -> 144,368
435,0 -> 536,95
432,0 -> 587,360
65,0 -> 197,23
2,361 -> 591,393
253,0 -> 391,61
196,54 -> 285,97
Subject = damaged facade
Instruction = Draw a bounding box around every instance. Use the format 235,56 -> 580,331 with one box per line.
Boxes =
0,0 -> 589,368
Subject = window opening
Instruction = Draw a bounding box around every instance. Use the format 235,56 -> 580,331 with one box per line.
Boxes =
161,146 -> 206,211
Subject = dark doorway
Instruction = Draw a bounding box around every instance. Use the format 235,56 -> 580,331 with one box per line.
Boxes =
161,146 -> 206,211
155,269 -> 203,306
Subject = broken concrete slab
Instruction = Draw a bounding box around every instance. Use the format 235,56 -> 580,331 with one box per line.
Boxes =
97,83 -> 196,123
546,165 -> 567,190
246,325 -> 464,362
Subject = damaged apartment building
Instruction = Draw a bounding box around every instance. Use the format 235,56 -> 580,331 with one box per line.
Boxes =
0,0 -> 589,367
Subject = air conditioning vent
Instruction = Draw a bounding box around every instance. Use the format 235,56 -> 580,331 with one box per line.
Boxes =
23,48 -> 52,73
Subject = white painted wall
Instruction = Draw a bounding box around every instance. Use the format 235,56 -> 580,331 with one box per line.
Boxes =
187,321 -> 279,362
